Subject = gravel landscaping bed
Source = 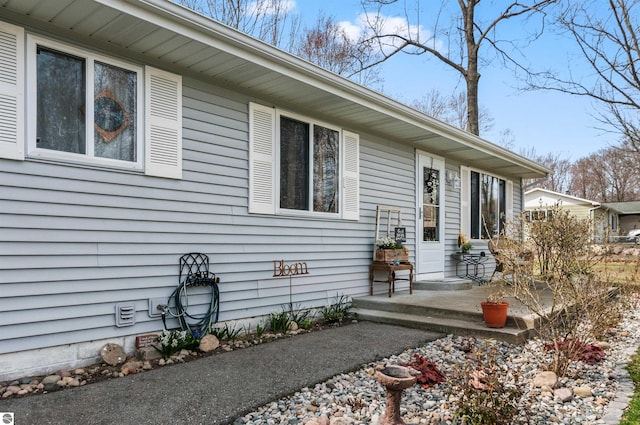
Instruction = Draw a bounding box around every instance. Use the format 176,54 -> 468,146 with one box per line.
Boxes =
235,305 -> 640,425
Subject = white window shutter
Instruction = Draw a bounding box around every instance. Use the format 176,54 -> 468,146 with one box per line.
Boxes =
506,180 -> 514,221
0,22 -> 24,161
460,166 -> 471,237
145,66 -> 182,179
342,131 -> 359,221
248,102 -> 276,214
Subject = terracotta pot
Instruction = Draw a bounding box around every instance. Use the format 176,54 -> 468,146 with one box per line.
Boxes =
480,301 -> 509,328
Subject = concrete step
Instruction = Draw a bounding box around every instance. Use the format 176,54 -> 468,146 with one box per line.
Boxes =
352,307 -> 533,345
414,279 -> 473,291
352,295 -> 488,323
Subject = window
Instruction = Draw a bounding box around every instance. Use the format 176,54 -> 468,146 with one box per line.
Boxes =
249,103 -> 359,220
460,167 -> 513,240
30,39 -> 142,168
16,33 -> 183,179
279,116 -> 339,213
525,209 -> 553,222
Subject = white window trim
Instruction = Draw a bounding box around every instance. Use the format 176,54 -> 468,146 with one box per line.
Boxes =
276,110 -> 342,219
248,102 -> 359,221
461,166 -> 514,240
26,34 -> 144,171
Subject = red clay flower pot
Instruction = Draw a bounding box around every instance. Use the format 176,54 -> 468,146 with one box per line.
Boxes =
480,301 -> 509,328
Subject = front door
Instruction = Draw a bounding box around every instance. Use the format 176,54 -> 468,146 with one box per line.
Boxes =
416,152 -> 445,279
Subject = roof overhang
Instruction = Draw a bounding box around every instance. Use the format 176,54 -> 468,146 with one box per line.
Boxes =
525,188 -> 601,207
0,0 -> 549,179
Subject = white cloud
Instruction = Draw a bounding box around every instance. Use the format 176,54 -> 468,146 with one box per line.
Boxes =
337,20 -> 363,42
246,0 -> 296,17
339,12 -> 443,55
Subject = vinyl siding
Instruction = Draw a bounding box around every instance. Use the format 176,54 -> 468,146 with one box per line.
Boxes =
0,75 -> 416,354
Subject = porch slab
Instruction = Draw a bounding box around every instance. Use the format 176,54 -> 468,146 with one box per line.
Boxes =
352,286 -> 547,344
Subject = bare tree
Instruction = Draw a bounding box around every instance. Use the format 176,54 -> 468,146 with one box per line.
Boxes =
174,0 -> 300,50
568,143 -> 640,201
532,0 -> 640,155
411,89 -> 494,134
357,0 -> 556,136
294,14 -> 382,87
521,148 -> 573,193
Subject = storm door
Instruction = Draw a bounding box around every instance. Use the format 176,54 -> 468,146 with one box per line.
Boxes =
416,152 -> 445,279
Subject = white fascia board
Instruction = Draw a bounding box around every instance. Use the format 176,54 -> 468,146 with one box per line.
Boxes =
99,0 -> 548,178
525,188 -> 600,207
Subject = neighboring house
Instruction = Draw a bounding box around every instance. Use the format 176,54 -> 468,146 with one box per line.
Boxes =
600,201 -> 640,237
524,188 -> 626,242
0,0 -> 548,379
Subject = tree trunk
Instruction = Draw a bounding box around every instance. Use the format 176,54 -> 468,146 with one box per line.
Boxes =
463,1 -> 480,136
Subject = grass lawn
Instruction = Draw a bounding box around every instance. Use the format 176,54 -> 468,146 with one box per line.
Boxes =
621,349 -> 640,425
592,257 -> 639,286
602,253 -> 639,423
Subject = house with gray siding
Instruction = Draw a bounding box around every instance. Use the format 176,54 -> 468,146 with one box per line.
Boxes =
0,0 -> 548,380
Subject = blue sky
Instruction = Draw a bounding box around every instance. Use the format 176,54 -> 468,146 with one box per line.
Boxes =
291,0 -> 613,160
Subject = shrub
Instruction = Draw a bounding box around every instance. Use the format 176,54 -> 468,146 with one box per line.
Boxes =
268,309 -> 290,334
544,339 -> 606,365
153,329 -> 200,359
448,344 -> 522,425
502,205 -> 627,376
319,294 -> 352,324
401,354 -> 445,388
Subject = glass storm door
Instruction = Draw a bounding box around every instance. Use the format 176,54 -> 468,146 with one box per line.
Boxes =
417,152 -> 445,279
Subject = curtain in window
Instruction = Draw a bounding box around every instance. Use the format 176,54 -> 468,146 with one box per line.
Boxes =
36,48 -> 86,154
280,117 -> 309,210
481,174 -> 500,238
94,62 -> 136,162
313,125 -> 339,213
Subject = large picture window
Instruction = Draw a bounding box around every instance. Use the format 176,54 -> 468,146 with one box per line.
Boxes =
462,171 -> 513,239
28,37 -> 142,169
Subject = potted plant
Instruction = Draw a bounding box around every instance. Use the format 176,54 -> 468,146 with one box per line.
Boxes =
375,237 -> 409,263
480,285 -> 509,328
458,233 -> 472,254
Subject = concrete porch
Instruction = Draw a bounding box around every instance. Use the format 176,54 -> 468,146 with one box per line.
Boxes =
352,279 -> 548,344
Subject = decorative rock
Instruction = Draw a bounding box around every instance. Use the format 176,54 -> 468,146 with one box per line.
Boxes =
199,334 -> 220,352
42,375 -> 61,385
554,387 -> 573,402
573,386 -> 593,397
121,360 -> 143,374
5,386 -> 20,395
74,368 -> 86,375
100,343 -> 126,366
318,414 -> 329,425
42,375 -> 61,392
288,321 -> 299,331
329,418 -> 352,425
533,371 -> 558,388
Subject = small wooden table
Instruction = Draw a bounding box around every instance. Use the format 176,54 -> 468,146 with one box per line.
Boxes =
369,262 -> 414,297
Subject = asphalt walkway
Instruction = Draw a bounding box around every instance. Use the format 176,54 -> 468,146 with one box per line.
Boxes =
1,322 -> 443,425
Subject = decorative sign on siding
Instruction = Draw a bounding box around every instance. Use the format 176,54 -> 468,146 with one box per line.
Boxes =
273,259 -> 310,277
394,226 -> 406,242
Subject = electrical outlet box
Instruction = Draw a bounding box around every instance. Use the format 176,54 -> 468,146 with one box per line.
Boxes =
148,298 -> 167,318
